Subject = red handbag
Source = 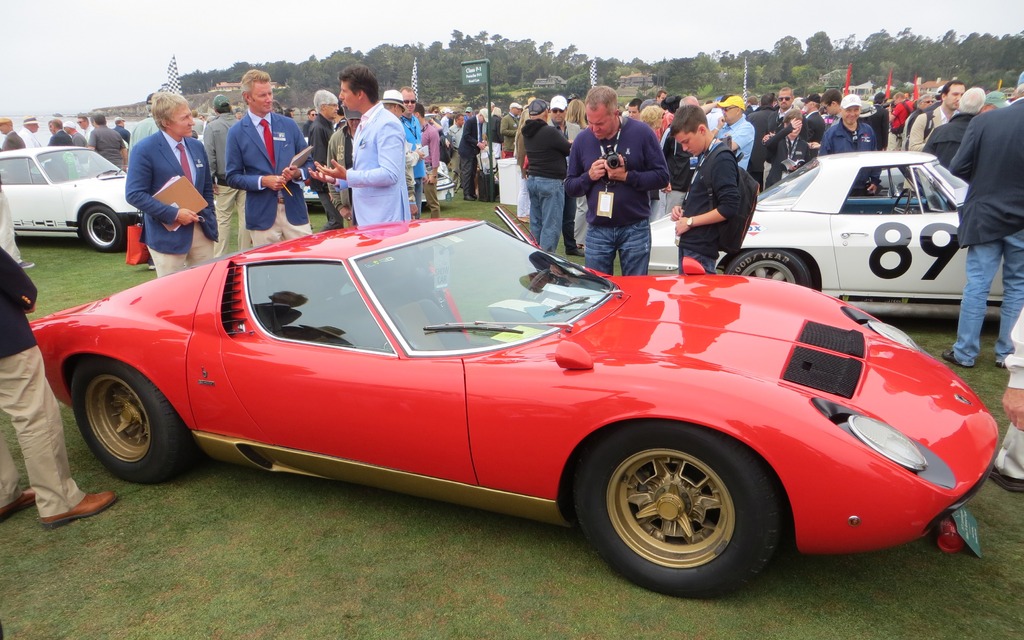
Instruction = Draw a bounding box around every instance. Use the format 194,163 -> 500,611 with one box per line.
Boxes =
125,224 -> 150,265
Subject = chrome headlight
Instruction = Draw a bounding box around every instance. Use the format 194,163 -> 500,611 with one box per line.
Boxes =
847,415 -> 928,471
867,319 -> 922,352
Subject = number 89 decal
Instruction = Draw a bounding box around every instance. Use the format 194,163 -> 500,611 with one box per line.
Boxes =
868,222 -> 959,280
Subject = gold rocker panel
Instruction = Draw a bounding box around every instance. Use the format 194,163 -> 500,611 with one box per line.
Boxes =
192,431 -> 569,527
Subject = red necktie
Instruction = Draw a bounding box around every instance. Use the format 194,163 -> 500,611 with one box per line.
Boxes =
260,119 -> 276,168
176,142 -> 192,183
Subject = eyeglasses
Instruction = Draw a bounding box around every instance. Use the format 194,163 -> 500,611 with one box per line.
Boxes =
403,100 -> 416,104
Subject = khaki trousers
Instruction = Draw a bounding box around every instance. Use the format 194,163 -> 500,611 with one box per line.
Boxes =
213,185 -> 250,257
249,203 -> 312,247
0,346 -> 85,517
150,224 -> 216,278
424,178 -> 440,218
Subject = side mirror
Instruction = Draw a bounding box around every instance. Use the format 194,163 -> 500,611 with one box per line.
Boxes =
680,256 -> 707,276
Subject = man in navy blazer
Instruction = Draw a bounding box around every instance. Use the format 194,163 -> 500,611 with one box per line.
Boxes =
943,92 -> 1024,369
125,92 -> 217,277
225,69 -> 314,246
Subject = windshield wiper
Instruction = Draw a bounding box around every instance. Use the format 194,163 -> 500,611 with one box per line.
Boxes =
423,322 -> 524,334
97,169 -> 122,178
543,295 -> 593,316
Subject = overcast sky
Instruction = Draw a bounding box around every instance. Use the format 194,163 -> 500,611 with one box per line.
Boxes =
6,1 -> 1021,116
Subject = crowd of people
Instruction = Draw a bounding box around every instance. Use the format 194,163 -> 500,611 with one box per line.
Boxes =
3,68 -> 1024,535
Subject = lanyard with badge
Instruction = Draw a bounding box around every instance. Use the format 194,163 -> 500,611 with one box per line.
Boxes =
596,129 -> 621,218
682,138 -> 722,213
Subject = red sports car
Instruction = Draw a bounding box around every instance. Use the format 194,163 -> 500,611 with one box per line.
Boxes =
33,218 -> 997,597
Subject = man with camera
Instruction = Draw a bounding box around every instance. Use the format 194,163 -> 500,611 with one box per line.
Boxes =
566,86 -> 669,276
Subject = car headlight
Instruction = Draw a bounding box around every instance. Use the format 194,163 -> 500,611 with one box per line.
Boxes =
866,319 -> 922,352
847,415 -> 928,471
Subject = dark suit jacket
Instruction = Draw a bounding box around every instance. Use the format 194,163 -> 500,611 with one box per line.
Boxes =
745,107 -> 779,177
764,127 -> 811,187
225,112 -> 312,230
950,101 -> 1024,246
459,115 -> 481,155
125,132 -> 217,255
0,249 -> 37,358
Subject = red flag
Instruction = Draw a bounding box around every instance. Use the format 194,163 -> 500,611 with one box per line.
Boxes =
844,63 -> 853,93
913,76 -> 920,100
885,69 -> 893,99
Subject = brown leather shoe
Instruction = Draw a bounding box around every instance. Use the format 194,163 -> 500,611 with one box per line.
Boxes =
0,490 -> 36,522
40,491 -> 117,530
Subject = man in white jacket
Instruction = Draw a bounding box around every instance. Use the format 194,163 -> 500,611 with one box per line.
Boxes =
994,311 -> 1024,491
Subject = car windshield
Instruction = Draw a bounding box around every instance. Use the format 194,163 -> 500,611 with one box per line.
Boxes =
354,223 -> 616,352
759,160 -> 820,208
36,149 -> 121,183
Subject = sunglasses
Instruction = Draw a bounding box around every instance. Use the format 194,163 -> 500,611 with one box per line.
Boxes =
551,108 -> 564,113
403,100 -> 416,104
779,97 -> 793,101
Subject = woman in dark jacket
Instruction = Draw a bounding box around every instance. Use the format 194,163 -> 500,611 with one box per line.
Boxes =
764,108 -> 811,188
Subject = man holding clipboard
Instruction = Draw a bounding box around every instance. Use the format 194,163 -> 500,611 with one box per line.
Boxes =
226,69 -> 315,246
125,92 -> 218,277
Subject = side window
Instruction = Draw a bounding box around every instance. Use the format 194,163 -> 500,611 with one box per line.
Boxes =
0,158 -> 32,185
29,160 -> 47,185
246,261 -> 393,354
912,167 -> 956,213
839,166 -> 910,214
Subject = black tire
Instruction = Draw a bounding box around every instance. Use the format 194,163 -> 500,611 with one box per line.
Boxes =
724,249 -> 813,288
574,422 -> 781,598
71,358 -> 201,483
78,205 -> 126,252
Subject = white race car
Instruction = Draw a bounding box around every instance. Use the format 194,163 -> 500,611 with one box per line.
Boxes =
650,151 -> 995,309
0,147 -> 140,252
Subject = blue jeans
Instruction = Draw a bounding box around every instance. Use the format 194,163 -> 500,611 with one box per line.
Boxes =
527,176 -> 565,252
585,219 -> 651,276
952,228 -> 1024,365
679,247 -> 718,274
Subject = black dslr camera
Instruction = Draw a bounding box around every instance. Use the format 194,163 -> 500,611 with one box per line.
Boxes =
604,152 -> 622,169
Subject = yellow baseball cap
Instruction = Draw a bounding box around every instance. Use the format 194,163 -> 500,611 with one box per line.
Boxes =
718,95 -> 746,110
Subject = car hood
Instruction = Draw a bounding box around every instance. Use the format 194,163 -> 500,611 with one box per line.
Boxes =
569,274 -> 990,448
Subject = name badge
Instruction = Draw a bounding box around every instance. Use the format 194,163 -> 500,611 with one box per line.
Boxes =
597,190 -> 614,218
273,132 -> 286,141
194,160 -> 204,169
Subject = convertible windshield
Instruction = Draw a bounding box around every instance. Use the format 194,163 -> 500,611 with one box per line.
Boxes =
354,223 -> 616,352
36,149 -> 122,183
759,159 -> 820,207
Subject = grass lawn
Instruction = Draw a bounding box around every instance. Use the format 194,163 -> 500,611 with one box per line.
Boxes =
2,198 -> 1022,639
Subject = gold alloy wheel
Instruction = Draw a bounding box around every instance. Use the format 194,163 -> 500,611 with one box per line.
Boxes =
84,374 -> 151,462
607,448 -> 736,568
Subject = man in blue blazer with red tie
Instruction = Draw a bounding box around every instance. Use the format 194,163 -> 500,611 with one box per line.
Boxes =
125,92 -> 217,277
225,69 -> 314,246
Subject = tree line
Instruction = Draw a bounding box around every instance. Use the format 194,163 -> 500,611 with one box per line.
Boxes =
179,29 -> 1024,109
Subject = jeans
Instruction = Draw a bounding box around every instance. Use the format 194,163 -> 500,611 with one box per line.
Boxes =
585,218 -> 651,276
952,228 -> 1024,365
679,248 -> 718,274
561,190 -> 579,251
527,176 -> 565,252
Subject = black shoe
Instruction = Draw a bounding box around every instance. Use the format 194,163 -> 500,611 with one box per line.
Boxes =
996,360 -> 1007,369
941,349 -> 973,368
464,196 -> 477,201
566,247 -> 585,257
990,468 -> 1024,492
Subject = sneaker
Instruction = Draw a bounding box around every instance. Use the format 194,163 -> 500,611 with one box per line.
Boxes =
18,261 -> 35,269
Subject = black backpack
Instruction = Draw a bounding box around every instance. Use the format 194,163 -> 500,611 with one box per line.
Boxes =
703,144 -> 760,253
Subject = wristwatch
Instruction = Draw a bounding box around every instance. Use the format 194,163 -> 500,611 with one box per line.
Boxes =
686,217 -> 694,228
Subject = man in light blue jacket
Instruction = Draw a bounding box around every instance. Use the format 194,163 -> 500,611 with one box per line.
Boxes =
312,64 -> 409,226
